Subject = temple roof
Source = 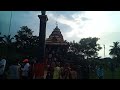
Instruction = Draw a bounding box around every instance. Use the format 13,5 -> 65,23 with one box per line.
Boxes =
46,25 -> 67,45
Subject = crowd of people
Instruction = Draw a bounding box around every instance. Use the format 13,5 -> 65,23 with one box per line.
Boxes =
0,55 -> 105,79
46,62 -> 77,79
0,56 -> 78,79
0,56 -> 35,79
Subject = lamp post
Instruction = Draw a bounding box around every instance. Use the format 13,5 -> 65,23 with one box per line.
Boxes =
8,11 -> 12,35
103,44 -> 105,58
34,11 -> 48,79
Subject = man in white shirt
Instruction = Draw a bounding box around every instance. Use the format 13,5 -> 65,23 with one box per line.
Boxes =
21,59 -> 30,79
0,57 -> 6,79
8,61 -> 21,79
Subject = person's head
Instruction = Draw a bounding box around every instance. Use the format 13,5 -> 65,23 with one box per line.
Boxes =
70,64 -> 75,70
47,71 -> 50,75
54,57 -> 57,61
33,59 -> 36,63
51,62 -> 55,67
31,57 -> 36,64
65,63 -> 70,68
56,62 -> 60,67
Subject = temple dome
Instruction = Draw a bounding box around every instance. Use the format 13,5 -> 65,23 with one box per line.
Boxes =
46,25 -> 67,45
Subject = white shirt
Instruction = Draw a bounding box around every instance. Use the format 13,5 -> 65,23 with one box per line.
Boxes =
21,63 -> 30,77
0,59 -> 6,75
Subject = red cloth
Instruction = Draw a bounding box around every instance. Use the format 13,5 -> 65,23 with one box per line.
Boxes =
23,59 -> 29,63
34,63 -> 44,78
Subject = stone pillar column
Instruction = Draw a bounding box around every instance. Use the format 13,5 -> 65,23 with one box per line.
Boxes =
34,11 -> 48,79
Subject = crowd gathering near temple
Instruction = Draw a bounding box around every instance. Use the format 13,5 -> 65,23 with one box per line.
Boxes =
0,11 -> 104,79
0,25 -> 104,79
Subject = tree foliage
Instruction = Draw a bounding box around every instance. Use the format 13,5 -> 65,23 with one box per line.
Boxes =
14,26 -> 39,57
0,32 -> 4,44
68,37 -> 102,59
109,42 -> 120,58
4,35 -> 14,45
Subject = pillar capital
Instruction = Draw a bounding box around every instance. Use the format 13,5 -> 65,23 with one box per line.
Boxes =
41,11 -> 46,15
38,15 -> 48,21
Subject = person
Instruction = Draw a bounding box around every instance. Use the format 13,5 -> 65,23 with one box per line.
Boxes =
46,71 -> 53,79
70,65 -> 77,79
110,62 -> 115,79
21,59 -> 30,79
60,64 -> 64,79
8,59 -> 21,79
0,56 -> 6,79
47,62 -> 55,79
29,57 -> 36,79
96,65 -> 104,79
48,54 -> 52,64
83,65 -> 89,79
53,57 -> 57,62
33,59 -> 45,79
81,60 -> 89,79
53,62 -> 61,79
62,63 -> 71,79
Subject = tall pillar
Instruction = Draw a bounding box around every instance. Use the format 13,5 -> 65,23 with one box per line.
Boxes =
38,11 -> 48,63
34,11 -> 48,79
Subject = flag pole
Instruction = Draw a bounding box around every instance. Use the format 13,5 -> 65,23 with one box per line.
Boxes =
8,11 -> 12,35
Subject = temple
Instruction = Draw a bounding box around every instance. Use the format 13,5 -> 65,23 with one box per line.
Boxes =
45,23 -> 69,64
46,25 -> 67,45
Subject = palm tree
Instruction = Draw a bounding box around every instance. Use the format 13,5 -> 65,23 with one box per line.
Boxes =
4,35 -> 14,45
0,32 -> 5,44
20,26 -> 33,38
109,42 -> 120,79
109,42 -> 120,58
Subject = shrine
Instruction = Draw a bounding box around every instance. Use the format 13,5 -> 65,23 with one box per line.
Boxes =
45,23 -> 69,64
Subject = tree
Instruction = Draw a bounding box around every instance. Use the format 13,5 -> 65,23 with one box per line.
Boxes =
4,35 -> 14,45
109,42 -> 120,78
14,26 -> 33,48
70,37 -> 102,79
14,26 -> 39,57
79,37 -> 102,59
109,42 -> 120,58
66,37 -> 102,70
67,37 -> 102,60
67,41 -> 80,55
0,32 -> 4,44
76,37 -> 101,59
0,32 -> 6,56
66,37 -> 102,63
